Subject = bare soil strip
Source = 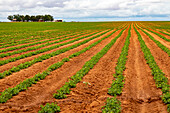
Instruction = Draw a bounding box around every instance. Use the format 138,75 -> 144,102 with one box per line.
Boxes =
157,31 -> 170,39
139,23 -> 170,40
0,30 -> 108,73
142,29 -> 170,49
163,30 -> 170,36
55,27 -> 128,113
0,29 -> 122,112
137,28 -> 170,83
119,26 -> 167,113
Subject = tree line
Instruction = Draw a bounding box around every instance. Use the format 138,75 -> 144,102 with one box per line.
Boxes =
7,14 -> 54,22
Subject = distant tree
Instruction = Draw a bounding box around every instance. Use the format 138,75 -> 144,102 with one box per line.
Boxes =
30,16 -> 37,22
7,15 -> 13,21
7,14 -> 54,22
13,14 -> 22,22
25,15 -> 30,22
44,15 -> 54,22
44,15 -> 51,22
49,15 -> 54,21
20,15 -> 25,22
36,15 -> 44,21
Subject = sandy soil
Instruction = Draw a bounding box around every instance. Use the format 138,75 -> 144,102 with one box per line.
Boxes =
119,26 -> 167,113
0,33 -> 86,54
0,29 -> 123,112
57,26 -> 129,113
0,32 -> 96,60
142,29 -> 170,49
137,27 -> 170,84
0,23 -> 169,113
0,30 -> 108,73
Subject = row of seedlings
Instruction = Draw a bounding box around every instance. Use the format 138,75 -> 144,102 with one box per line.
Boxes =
134,25 -> 170,112
135,24 -> 170,56
159,31 -> 170,36
0,31 -> 90,53
0,30 -> 112,79
0,30 -> 106,66
102,25 -> 131,113
0,31 -> 81,49
38,27 -> 128,113
137,24 -> 170,42
0,29 -> 119,103
0,31 -> 96,58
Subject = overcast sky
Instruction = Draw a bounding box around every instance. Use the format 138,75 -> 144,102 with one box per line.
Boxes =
0,0 -> 170,21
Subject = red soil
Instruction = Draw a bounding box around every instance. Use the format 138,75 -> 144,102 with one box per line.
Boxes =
119,25 -> 167,113
0,29 -> 122,112
0,23 -> 169,113
0,30 -> 107,73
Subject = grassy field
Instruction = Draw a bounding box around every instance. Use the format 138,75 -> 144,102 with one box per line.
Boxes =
0,22 -> 169,113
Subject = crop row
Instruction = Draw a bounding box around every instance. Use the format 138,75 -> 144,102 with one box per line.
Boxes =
0,29 -> 85,49
0,35 -> 53,47
160,31 -> 170,36
0,29 -> 118,103
53,27 -> 126,99
0,31 -> 93,58
102,25 -> 131,113
136,25 -> 170,56
134,25 -> 170,112
0,31 -> 76,49
0,36 -> 48,47
0,31 -> 87,53
0,30 -> 111,79
39,27 -> 127,113
137,24 -> 170,42
0,30 -> 104,67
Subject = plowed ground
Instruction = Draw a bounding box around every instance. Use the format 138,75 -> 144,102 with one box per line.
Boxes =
0,23 -> 169,113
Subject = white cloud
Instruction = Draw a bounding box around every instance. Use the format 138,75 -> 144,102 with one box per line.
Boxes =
0,0 -> 170,21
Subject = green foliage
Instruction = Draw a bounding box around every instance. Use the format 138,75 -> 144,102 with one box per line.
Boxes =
0,31 -> 81,49
38,103 -> 60,113
7,15 -> 13,21
7,14 -> 54,22
139,25 -> 170,42
102,25 -> 131,113
0,28 -> 122,103
53,27 -> 127,99
0,22 -> 125,45
159,31 -> 170,36
0,71 -> 50,103
162,93 -> 170,104
0,31 -> 101,66
108,25 -> 131,95
134,25 -> 170,112
136,25 -> 170,56
0,30 -> 110,79
102,97 -> 121,113
0,31 -> 87,55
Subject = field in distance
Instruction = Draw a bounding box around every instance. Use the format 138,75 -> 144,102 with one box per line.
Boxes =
0,21 -> 170,113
